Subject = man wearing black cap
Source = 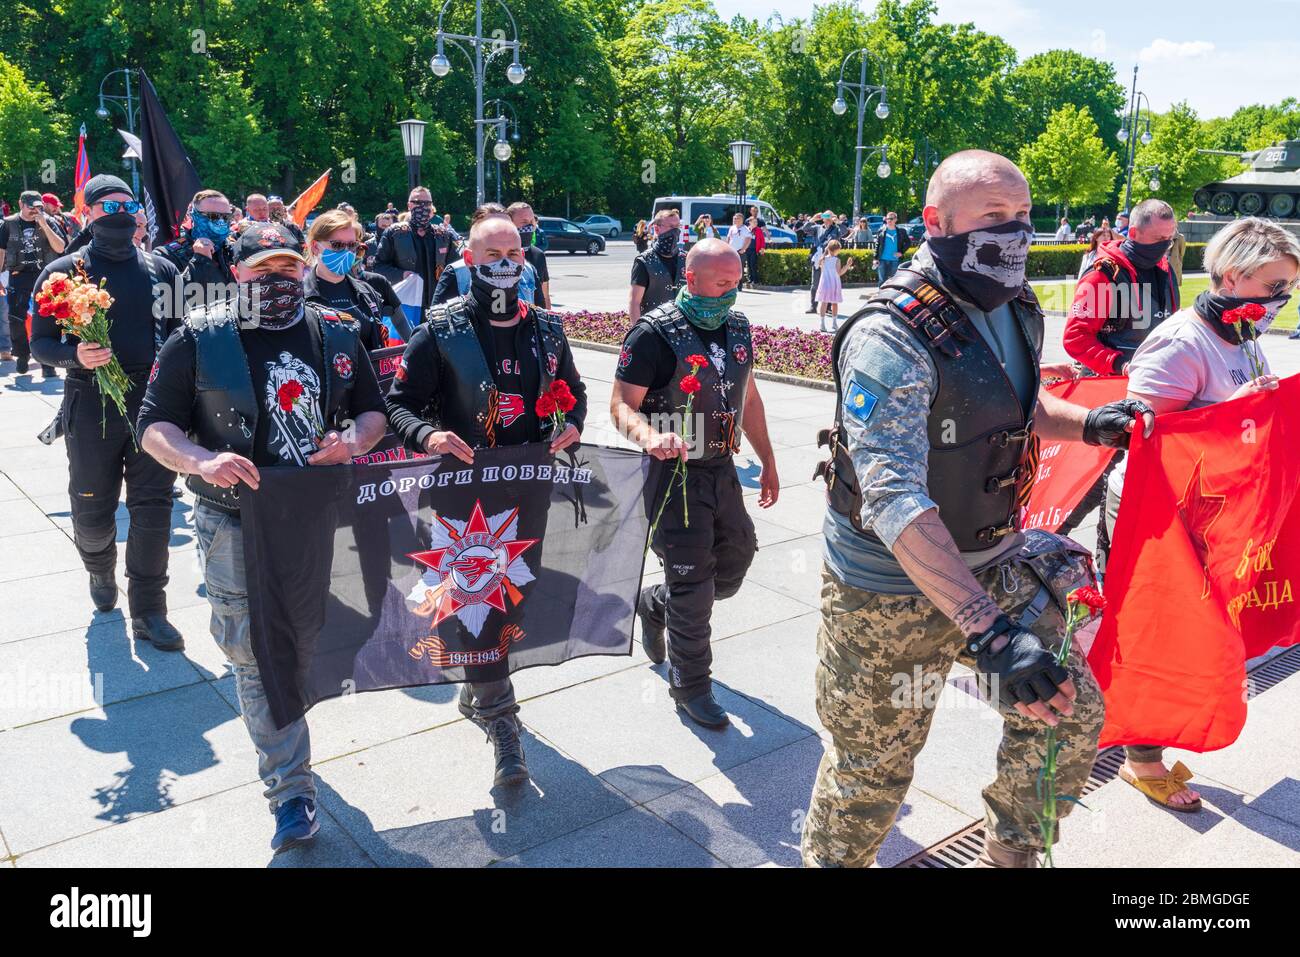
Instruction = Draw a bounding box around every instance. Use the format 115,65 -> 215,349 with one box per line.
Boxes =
138,220 -> 389,853
1,189 -> 68,375
30,174 -> 185,645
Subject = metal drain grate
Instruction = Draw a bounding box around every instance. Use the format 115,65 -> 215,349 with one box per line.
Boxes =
896,645 -> 1300,868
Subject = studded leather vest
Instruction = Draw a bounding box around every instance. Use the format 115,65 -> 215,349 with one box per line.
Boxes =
635,248 -> 687,313
187,300 -> 362,512
4,213 -> 56,274
637,302 -> 753,461
422,298 -> 571,449
816,269 -> 1044,552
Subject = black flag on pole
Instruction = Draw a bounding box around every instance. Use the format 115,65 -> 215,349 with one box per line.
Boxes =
241,443 -> 652,729
137,70 -> 201,246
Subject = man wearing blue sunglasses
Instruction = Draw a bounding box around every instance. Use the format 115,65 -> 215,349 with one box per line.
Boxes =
31,174 -> 187,651
157,189 -> 236,308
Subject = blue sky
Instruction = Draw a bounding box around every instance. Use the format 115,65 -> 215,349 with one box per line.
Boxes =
713,0 -> 1300,119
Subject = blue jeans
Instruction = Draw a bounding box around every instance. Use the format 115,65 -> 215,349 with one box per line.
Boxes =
876,258 -> 900,286
195,502 -> 314,810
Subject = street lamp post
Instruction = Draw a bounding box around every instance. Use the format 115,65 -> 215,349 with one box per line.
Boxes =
430,0 -> 526,207
912,135 -> 940,209
397,119 -> 427,192
728,140 -> 755,213
1117,65 -> 1154,215
1141,164 -> 1162,193
832,49 -> 891,221
95,67 -> 140,198
483,99 -> 520,204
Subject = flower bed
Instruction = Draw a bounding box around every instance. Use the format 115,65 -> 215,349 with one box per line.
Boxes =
561,310 -> 833,382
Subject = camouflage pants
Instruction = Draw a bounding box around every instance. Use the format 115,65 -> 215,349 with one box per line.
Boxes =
801,547 -> 1105,867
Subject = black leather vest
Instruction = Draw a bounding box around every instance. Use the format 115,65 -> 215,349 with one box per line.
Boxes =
817,269 -> 1044,552
4,213 -> 55,274
423,298 -> 570,449
1090,257 -> 1179,359
635,248 -> 687,313
187,301 -> 362,512
637,302 -> 753,461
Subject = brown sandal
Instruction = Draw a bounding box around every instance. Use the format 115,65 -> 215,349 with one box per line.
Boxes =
1119,760 -> 1203,813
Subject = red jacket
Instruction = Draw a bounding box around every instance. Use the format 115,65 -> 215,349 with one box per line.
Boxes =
1064,240 -> 1178,374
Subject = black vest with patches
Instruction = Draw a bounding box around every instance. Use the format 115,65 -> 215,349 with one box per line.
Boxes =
637,302 -> 753,461
635,248 -> 687,313
817,268 -> 1044,551
4,213 -> 56,274
422,298 -> 571,449
1089,257 -> 1179,360
187,301 -> 361,512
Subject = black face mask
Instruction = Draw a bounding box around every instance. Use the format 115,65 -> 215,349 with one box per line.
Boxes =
89,212 -> 139,261
1122,237 -> 1172,271
409,203 -> 433,229
1194,289 -> 1293,343
654,228 -> 680,257
469,257 -> 523,317
926,219 -> 1033,312
238,275 -> 305,330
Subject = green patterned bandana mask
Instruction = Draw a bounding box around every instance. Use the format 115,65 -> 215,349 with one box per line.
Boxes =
675,286 -> 737,331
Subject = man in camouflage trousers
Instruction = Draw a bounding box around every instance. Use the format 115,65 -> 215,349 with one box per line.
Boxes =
804,151 -> 1154,867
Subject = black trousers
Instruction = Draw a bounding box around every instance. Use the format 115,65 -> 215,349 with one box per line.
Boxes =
641,457 -> 758,700
63,376 -> 176,616
7,278 -> 53,372
809,265 -> 821,307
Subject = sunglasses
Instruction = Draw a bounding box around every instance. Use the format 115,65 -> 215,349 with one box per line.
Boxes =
1263,276 -> 1300,298
100,200 -> 143,215
196,210 -> 233,223
320,240 -> 360,251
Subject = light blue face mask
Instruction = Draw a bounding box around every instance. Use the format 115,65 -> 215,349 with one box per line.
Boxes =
191,214 -> 230,242
319,246 -> 357,276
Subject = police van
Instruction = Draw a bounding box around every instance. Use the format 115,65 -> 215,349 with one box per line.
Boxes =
650,195 -> 798,246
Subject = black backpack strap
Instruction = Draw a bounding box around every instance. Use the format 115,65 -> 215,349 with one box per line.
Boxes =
871,268 -> 977,359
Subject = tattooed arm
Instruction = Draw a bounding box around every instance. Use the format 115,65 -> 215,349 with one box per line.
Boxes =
892,509 -> 1002,637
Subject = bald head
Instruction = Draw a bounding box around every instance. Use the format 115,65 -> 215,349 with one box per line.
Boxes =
924,150 -> 1030,237
467,214 -> 523,264
685,239 -> 742,297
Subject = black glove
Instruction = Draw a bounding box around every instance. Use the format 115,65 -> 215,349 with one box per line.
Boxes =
1083,398 -> 1153,449
970,618 -> 1070,708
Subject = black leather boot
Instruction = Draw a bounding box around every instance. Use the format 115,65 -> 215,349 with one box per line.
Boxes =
486,716 -> 529,787
676,689 -> 730,729
133,615 -> 185,652
89,573 -> 118,613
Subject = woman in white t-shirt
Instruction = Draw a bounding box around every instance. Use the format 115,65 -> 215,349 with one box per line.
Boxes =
1106,217 -> 1300,813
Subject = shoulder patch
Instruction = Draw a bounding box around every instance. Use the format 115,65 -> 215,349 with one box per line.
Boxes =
843,379 -> 879,424
848,328 -> 917,390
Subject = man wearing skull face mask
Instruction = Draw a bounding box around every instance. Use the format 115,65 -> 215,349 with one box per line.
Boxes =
373,187 -> 453,321
384,214 -> 588,788
30,175 -> 186,647
138,221 -> 388,852
629,208 -> 687,323
805,151 -> 1155,868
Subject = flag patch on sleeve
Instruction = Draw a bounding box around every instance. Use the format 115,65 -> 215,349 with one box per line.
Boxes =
843,380 -> 878,424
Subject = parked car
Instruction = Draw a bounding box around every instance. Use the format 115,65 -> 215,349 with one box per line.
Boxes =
904,216 -> 926,243
538,216 -> 607,255
574,214 -> 623,239
650,195 -> 799,246
864,214 -> 885,236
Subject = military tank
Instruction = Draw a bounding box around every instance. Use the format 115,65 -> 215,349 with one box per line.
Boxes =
1193,140 -> 1300,218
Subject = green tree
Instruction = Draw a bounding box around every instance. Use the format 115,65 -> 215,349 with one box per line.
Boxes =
1129,102 -> 1233,217
0,54 -> 68,191
1019,105 -> 1118,218
1008,50 -> 1125,149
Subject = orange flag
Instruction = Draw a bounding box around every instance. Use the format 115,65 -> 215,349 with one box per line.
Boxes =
1088,376 -> 1300,752
290,169 -> 330,228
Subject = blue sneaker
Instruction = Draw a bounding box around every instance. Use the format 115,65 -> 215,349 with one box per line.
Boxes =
271,797 -> 320,853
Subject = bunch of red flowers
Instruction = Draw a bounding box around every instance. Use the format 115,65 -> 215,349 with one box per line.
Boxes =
535,378 -> 576,432
647,354 -> 709,543
1222,302 -> 1267,380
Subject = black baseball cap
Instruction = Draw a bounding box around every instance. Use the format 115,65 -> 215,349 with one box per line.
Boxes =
20,190 -> 42,206
232,221 -> 305,266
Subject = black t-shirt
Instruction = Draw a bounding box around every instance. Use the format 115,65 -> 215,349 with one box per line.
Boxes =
308,274 -> 388,350
1136,264 -> 1172,328
615,320 -> 729,391
630,252 -> 680,290
489,322 -> 530,447
138,315 -> 387,470
524,245 -> 548,285
1,215 -> 61,276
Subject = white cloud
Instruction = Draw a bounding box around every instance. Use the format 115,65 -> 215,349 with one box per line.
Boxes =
1139,39 -> 1215,62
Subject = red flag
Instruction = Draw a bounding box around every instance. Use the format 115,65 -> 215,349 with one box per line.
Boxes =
290,169 -> 330,228
1088,376 -> 1300,752
1021,375 -> 1128,533
73,124 -> 92,219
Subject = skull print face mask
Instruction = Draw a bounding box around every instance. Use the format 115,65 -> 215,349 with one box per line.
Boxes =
927,219 -> 1034,312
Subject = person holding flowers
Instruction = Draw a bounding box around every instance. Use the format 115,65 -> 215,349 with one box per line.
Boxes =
1101,216 -> 1300,814
384,212 -> 587,789
30,175 -> 186,649
609,238 -> 779,729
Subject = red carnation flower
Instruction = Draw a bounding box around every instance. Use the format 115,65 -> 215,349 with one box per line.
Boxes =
38,299 -> 55,317
53,300 -> 73,320
277,379 -> 304,412
549,379 -> 576,413
1069,586 -> 1107,612
48,278 -> 69,296
686,353 -> 708,369
1223,302 -> 1267,325
679,374 -> 701,394
535,393 -> 557,418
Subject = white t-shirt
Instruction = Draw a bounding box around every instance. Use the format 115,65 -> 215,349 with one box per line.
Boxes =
1109,306 -> 1270,496
727,224 -> 752,251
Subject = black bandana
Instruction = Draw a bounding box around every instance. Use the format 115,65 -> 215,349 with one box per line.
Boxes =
1121,237 -> 1172,271
239,276 -> 305,330
1194,289 -> 1292,345
654,228 -> 680,257
89,212 -> 139,262
926,219 -> 1033,312
469,257 -> 523,317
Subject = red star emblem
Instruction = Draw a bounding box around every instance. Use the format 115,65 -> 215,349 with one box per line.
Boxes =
407,500 -> 538,629
1177,453 -> 1227,600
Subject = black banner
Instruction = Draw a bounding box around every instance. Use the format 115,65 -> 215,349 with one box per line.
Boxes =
240,443 -> 651,728
137,70 -> 202,246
